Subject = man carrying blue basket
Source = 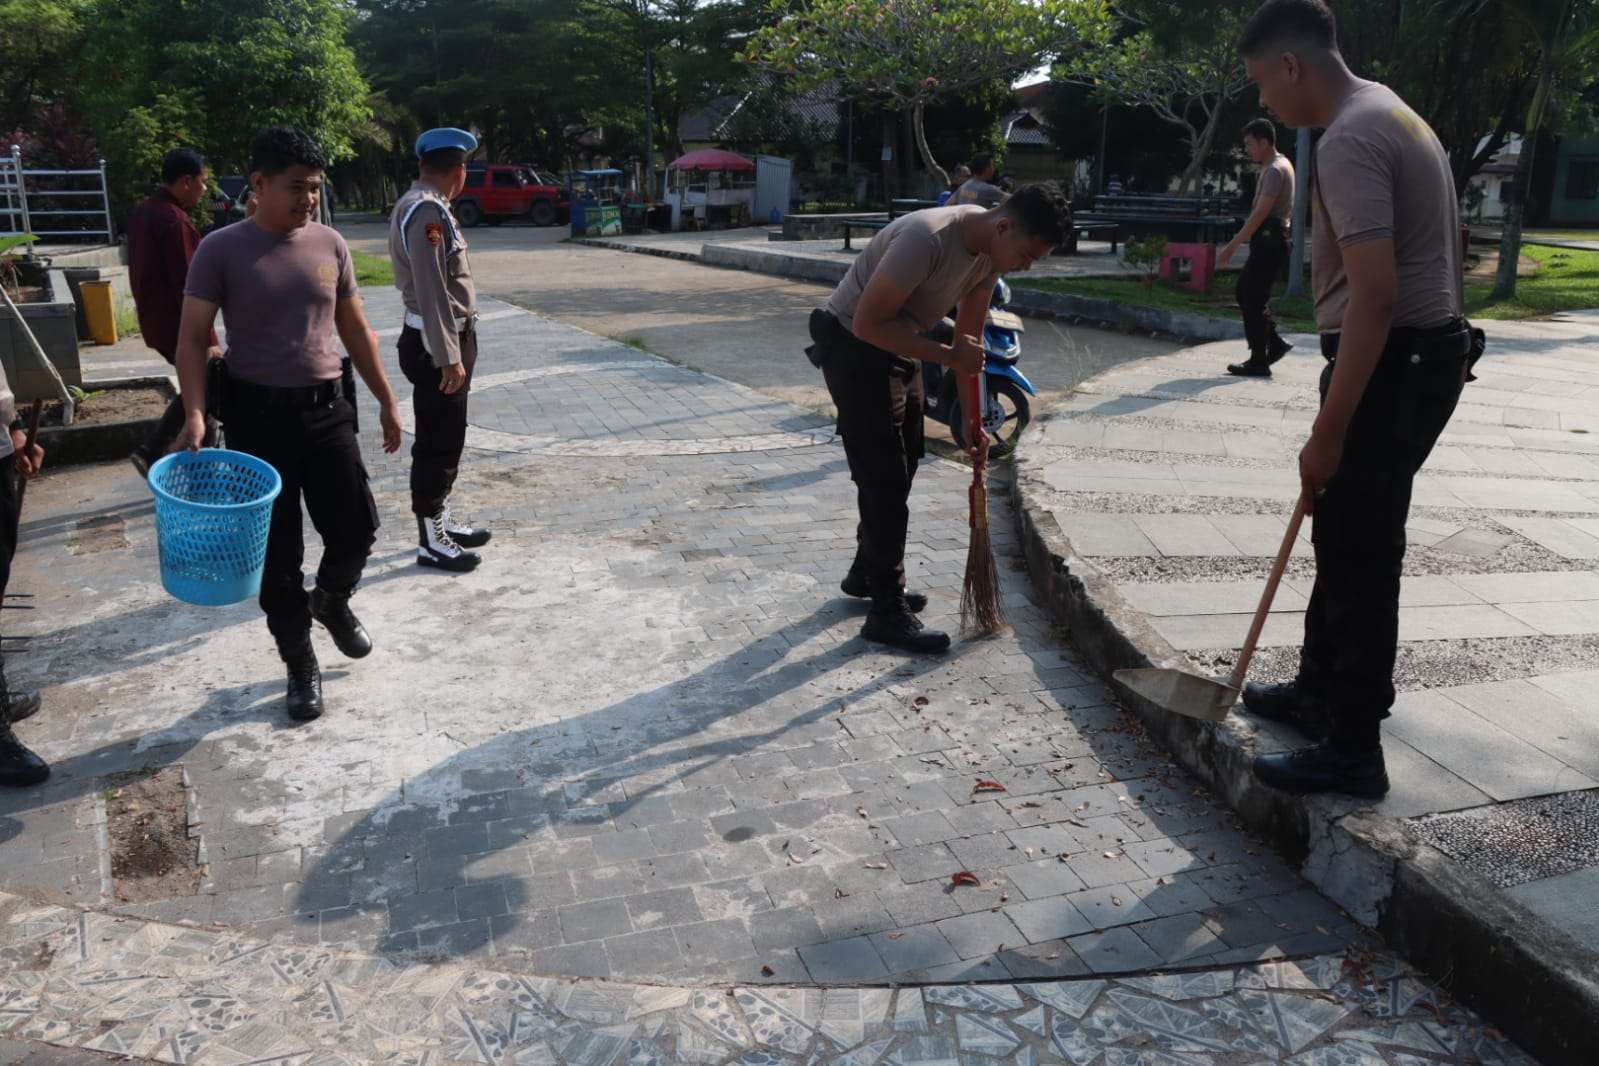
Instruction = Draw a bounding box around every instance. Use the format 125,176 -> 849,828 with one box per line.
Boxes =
173,127 -> 403,721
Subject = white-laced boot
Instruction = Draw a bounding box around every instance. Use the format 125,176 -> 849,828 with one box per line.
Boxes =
418,512 -> 481,572
439,500 -> 491,548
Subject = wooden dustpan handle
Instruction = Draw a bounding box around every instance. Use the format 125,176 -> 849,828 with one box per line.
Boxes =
1227,491 -> 1310,690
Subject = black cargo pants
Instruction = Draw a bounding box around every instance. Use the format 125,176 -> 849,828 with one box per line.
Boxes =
398,325 -> 478,518
811,310 -> 925,600
1298,323 -> 1470,749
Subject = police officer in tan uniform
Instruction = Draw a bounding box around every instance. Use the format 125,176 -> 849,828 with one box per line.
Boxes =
389,127 -> 491,573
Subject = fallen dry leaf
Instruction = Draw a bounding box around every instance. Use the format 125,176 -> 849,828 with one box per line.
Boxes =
951,871 -> 981,887
914,696 -> 929,706
973,779 -> 1006,794
863,862 -> 888,870
761,965 -> 775,976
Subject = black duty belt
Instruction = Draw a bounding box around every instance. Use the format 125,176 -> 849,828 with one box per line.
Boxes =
1321,319 -> 1472,364
226,374 -> 342,409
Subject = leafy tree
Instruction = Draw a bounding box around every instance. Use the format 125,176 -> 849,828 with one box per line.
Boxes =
1062,4 -> 1251,196
743,0 -> 1108,186
0,0 -> 87,134
73,0 -> 369,213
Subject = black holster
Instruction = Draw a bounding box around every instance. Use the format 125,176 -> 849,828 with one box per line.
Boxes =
205,355 -> 228,424
340,357 -> 359,433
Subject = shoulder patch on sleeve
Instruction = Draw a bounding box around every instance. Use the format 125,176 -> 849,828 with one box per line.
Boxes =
425,222 -> 444,247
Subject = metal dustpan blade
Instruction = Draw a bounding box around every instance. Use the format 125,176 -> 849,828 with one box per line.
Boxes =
1113,667 -> 1238,722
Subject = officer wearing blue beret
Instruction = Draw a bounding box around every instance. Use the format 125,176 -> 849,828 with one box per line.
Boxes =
388,126 -> 491,572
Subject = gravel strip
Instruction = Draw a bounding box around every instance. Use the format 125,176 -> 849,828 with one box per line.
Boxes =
1188,634 -> 1599,691
1412,790 -> 1599,888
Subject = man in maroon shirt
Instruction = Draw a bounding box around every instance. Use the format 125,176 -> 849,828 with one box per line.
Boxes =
126,148 -> 219,475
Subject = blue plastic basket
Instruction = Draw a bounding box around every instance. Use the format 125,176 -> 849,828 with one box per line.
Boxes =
148,448 -> 283,607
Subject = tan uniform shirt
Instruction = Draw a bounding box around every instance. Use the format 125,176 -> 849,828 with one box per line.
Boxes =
389,181 -> 477,366
1255,153 -> 1295,225
950,179 -> 1005,208
827,206 -> 995,335
1312,82 -> 1462,332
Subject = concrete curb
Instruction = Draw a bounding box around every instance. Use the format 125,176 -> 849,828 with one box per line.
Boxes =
700,242 -> 852,286
572,238 -> 703,264
1007,286 -> 1247,345
1008,427 -> 1599,1066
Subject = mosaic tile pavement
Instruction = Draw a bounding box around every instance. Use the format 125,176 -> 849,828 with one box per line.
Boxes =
0,890 -> 1537,1065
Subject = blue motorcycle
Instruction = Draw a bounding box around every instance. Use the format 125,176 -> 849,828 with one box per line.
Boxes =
923,279 -> 1036,456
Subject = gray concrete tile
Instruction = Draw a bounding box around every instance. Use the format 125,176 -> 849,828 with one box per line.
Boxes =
798,935 -> 890,982
878,880 -> 964,927
1128,913 -> 1226,963
948,832 -> 1023,870
886,843 -> 964,883
387,889 -> 459,933
1004,896 -> 1095,943
454,882 -> 509,921
1068,884 -> 1158,929
530,942 -> 610,978
558,898 -> 632,943
1065,848 -> 1148,889
869,925 -> 960,975
1122,838 -> 1207,879
879,811 -> 959,848
935,910 -> 1027,959
1066,926 -> 1162,971
748,906 -> 826,951
1386,689 -> 1599,801
590,827 -> 654,865
672,918 -> 757,963
488,910 -> 562,956
1002,858 -> 1089,899
813,895 -> 896,940
623,887 -> 703,931
603,927 -> 683,973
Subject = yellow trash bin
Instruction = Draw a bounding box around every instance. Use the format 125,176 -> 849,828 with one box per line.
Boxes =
80,279 -> 118,345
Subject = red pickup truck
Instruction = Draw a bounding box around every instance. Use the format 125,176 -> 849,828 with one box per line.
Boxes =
452,164 -> 567,227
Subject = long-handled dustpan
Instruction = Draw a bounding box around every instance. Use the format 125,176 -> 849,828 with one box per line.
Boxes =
1114,491 -> 1309,721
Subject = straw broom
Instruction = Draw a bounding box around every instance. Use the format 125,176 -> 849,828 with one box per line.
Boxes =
959,373 -> 1004,637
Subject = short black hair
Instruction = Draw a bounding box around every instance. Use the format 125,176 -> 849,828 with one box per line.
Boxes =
1000,182 -> 1071,246
970,153 -> 995,173
249,126 -> 329,177
161,148 -> 207,185
420,147 -> 468,176
1237,0 -> 1338,58
1242,118 -> 1277,145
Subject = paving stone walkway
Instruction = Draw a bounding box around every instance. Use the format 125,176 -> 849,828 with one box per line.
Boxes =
0,289 -> 1541,1063
0,890 -> 1536,1066
1021,311 -> 1599,942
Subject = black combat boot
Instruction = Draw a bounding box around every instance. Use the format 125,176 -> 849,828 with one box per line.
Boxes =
861,594 -> 950,654
417,514 -> 481,573
278,636 -> 324,721
1253,740 -> 1389,799
0,657 -> 48,787
310,586 -> 373,659
1226,353 -> 1273,377
840,565 -> 927,613
1241,679 -> 1329,739
440,502 -> 492,549
5,690 -> 40,723
1266,335 -> 1294,364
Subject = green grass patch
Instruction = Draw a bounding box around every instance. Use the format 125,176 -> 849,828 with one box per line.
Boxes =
1463,244 -> 1599,320
1012,272 -> 1318,332
1525,229 -> 1599,243
352,249 -> 394,287
113,299 -> 140,338
1013,243 -> 1599,329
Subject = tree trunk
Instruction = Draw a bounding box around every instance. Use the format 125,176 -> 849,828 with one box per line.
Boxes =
1286,128 -> 1312,297
643,47 -> 657,200
1494,0 -> 1573,299
1178,101 -> 1225,196
912,99 -> 949,190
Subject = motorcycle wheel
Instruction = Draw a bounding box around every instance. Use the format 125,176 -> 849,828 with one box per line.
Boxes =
950,378 -> 1032,458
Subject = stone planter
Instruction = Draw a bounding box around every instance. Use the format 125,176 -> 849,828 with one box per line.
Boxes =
1,266 -> 85,402
35,377 -> 174,468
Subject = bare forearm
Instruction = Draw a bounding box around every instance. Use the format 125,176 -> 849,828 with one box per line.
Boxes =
1317,293 -> 1393,437
855,317 -> 960,367
344,330 -> 397,407
177,338 -> 210,418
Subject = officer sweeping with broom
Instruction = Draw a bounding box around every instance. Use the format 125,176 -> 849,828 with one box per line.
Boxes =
807,184 -> 1070,652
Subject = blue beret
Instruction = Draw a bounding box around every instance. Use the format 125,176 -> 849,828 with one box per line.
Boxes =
415,127 -> 478,158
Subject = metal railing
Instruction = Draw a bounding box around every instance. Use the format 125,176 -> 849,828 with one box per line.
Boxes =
0,144 -> 114,242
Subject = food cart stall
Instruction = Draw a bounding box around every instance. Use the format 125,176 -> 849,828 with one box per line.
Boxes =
665,150 -> 756,231
567,169 -> 625,237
